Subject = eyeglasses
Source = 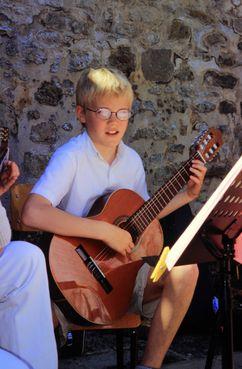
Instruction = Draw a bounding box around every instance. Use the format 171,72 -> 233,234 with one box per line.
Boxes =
85,107 -> 132,121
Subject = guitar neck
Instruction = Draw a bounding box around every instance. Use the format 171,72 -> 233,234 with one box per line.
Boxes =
0,127 -> 9,173
124,151 -> 201,239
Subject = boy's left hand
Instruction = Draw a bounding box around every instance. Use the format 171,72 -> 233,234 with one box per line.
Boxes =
0,161 -> 20,196
186,159 -> 207,200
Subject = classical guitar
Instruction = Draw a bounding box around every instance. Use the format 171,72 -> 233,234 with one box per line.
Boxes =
49,128 -> 223,325
0,127 -> 9,174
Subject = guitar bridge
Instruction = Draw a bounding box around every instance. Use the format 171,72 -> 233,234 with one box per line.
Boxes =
75,244 -> 113,294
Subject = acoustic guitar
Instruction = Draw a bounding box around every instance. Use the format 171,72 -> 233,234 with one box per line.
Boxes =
0,127 -> 9,174
49,128 -> 223,325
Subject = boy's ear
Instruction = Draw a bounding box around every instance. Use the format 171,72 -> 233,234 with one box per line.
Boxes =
76,105 -> 86,125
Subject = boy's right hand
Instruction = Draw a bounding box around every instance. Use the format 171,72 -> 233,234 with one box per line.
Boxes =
0,161 -> 20,196
100,222 -> 134,256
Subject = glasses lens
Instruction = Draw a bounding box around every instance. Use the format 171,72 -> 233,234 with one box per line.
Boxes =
116,109 -> 131,121
96,108 -> 111,120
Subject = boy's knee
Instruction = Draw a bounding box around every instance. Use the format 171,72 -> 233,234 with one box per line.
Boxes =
10,241 -> 46,271
169,264 -> 199,289
179,264 -> 199,287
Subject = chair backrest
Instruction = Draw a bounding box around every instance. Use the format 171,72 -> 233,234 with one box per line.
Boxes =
10,183 -> 37,232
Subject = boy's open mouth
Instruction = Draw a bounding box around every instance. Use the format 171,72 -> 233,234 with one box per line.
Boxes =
106,130 -> 119,135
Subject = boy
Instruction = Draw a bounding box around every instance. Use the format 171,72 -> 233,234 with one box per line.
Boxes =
22,67 -> 207,369
0,161 -> 57,369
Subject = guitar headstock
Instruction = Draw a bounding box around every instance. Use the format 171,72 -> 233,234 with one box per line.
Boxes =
0,127 -> 9,173
193,128 -> 223,163
0,127 -> 9,145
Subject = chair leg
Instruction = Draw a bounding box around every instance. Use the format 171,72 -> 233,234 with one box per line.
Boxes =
116,330 -> 124,369
130,328 -> 138,369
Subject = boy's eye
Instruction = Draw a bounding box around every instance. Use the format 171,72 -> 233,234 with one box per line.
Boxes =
116,109 -> 131,120
97,108 -> 111,119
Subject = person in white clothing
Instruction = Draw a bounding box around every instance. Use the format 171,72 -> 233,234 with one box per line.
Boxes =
0,161 -> 58,369
22,67 -> 207,369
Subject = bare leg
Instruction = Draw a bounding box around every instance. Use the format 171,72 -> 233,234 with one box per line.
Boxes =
140,264 -> 199,368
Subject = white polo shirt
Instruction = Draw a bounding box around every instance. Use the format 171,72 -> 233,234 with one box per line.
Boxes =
32,130 -> 149,217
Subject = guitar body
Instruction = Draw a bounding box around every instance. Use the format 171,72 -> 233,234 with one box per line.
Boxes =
49,189 -> 163,325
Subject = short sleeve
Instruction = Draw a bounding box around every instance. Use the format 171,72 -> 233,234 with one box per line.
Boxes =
31,149 -> 77,207
133,157 -> 150,201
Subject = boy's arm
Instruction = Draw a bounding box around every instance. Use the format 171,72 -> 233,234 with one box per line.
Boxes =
22,194 -> 134,256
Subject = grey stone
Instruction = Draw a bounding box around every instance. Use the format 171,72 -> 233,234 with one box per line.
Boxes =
23,152 -> 50,178
0,102 -> 18,135
109,46 -> 135,77
219,100 -> 237,114
34,80 -> 63,106
238,41 -> 242,50
50,56 -> 62,73
0,3 -> 40,25
5,39 -> 18,57
68,52 -> 93,72
141,32 -> 160,47
30,120 -> 57,144
62,79 -> 75,96
193,101 -> 216,113
216,52 -> 236,67
141,49 -> 174,83
40,10 -> 67,31
27,110 -> 40,121
206,163 -> 229,177
149,153 -> 163,164
203,31 -> 227,47
62,123 -> 73,131
142,101 -> 157,115
130,127 -> 169,142
70,19 -> 90,36
0,13 -> 15,37
173,100 -> 188,113
174,63 -> 194,82
204,71 -> 238,89
99,7 -> 113,33
233,18 -> 242,35
38,0 -> 64,8
22,44 -> 47,65
168,144 -> 185,154
35,30 -> 61,46
147,85 -> 162,96
186,8 -> 215,25
169,19 -> 191,40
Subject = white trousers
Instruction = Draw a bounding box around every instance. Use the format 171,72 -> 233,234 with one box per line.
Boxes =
0,241 -> 58,369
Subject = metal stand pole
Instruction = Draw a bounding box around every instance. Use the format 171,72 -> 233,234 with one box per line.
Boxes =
205,234 -> 235,369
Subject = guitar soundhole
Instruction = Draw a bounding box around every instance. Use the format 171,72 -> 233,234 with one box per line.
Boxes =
114,216 -> 129,228
114,216 -> 139,243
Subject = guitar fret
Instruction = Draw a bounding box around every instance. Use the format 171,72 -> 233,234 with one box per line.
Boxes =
124,130 -> 222,239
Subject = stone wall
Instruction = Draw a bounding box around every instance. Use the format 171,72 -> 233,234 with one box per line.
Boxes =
0,0 -> 241,212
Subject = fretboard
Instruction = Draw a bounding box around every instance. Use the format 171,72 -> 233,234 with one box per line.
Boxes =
123,151 -> 201,240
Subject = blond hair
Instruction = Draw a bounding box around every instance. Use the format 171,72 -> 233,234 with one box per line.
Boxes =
76,67 -> 134,106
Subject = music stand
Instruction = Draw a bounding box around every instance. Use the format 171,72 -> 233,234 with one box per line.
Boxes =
150,156 -> 242,369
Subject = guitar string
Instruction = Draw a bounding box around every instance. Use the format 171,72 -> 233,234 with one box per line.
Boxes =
95,154 -> 197,261
86,133 -> 218,262
129,163 -> 191,232
95,151 -> 202,261
124,153 -> 199,234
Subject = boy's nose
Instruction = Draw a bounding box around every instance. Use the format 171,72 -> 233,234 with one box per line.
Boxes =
107,112 -> 118,122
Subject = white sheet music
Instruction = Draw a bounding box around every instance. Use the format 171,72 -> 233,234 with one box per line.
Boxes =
165,155 -> 242,271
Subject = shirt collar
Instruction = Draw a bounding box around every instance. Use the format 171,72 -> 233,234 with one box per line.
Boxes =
83,130 -> 125,163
